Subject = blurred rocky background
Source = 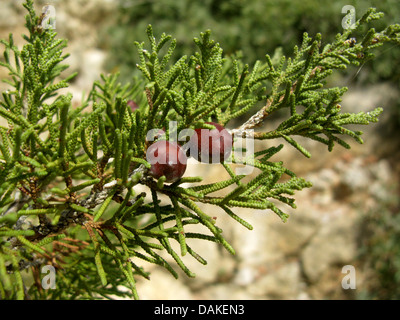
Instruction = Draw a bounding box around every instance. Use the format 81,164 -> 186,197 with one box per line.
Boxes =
1,0 -> 400,300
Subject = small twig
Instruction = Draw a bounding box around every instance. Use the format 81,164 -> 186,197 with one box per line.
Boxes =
231,65 -> 323,138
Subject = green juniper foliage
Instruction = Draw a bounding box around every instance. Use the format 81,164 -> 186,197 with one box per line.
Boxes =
108,0 -> 400,84
0,1 -> 399,299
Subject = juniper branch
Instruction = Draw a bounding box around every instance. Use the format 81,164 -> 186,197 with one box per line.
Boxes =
0,1 -> 395,300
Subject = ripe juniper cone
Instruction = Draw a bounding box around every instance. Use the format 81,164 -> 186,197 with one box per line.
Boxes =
189,122 -> 233,163
127,100 -> 139,112
146,140 -> 187,183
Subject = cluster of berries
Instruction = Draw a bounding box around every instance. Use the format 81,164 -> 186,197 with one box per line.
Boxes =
146,122 -> 233,183
128,100 -> 233,183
